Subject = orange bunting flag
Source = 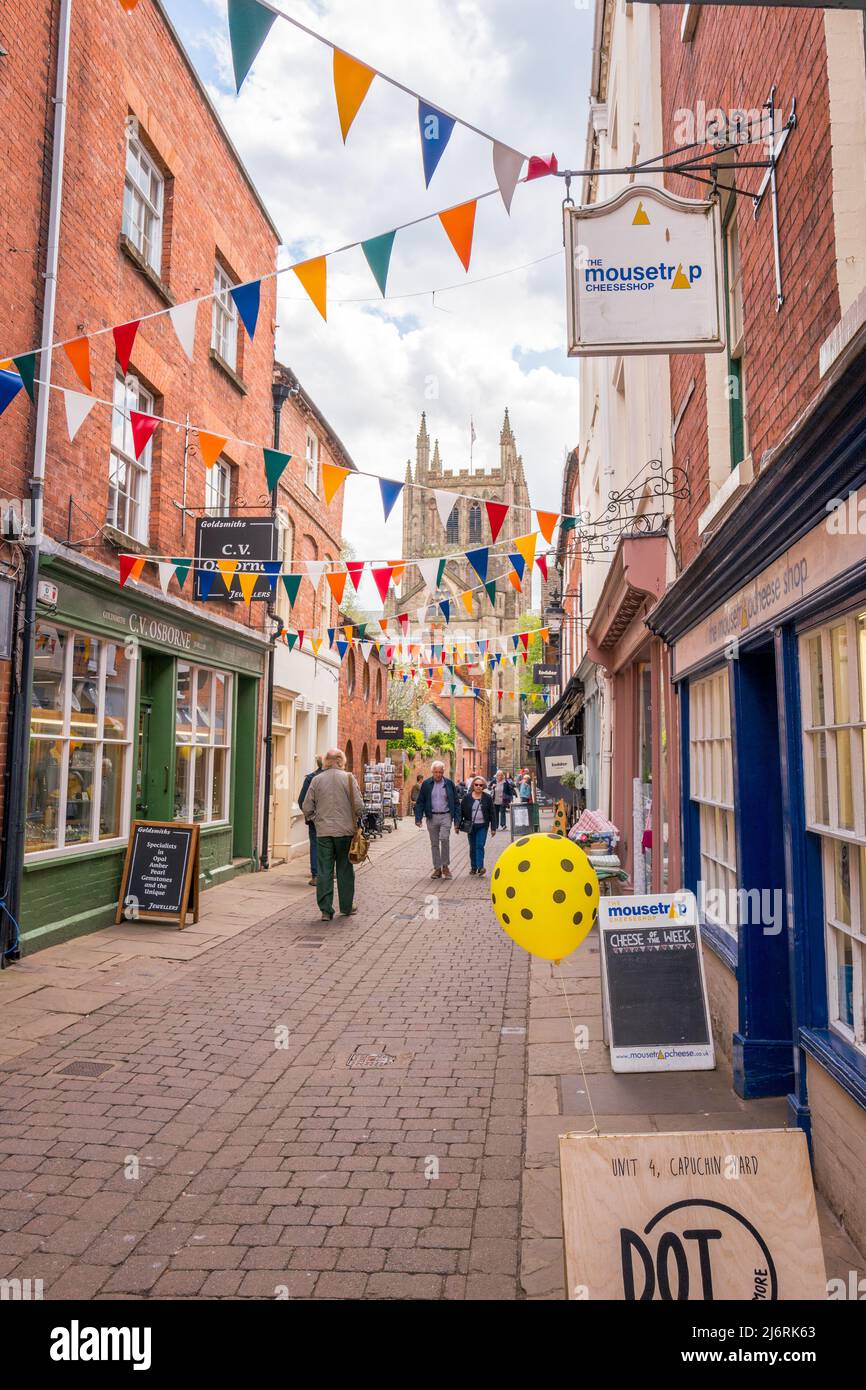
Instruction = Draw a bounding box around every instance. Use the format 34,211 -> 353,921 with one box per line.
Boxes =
438,200 -> 477,272
388,560 -> 406,585
63,337 -> 92,392
461,590 -> 474,616
238,571 -> 258,604
293,257 -> 327,321
333,50 -> 375,142
119,555 -> 145,587
322,463 -> 349,506
326,570 -> 347,606
216,560 -> 238,593
539,628 -> 549,642
198,431 -> 227,470
513,532 -> 537,568
536,511 -> 559,544
507,570 -> 523,593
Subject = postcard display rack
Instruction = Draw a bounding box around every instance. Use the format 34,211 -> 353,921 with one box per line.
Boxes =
362,760 -> 397,837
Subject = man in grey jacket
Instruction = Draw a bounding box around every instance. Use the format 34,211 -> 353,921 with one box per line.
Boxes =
303,748 -> 365,920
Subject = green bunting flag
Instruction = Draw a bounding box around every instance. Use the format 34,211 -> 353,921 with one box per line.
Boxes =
281,574 -> 302,608
11,353 -> 36,403
227,0 -> 278,92
171,557 -> 192,590
485,580 -> 497,606
263,447 -> 292,492
361,231 -> 397,297
285,632 -> 298,651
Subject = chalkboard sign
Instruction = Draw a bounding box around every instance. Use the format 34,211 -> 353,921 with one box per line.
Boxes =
598,891 -> 714,1072
116,821 -> 200,929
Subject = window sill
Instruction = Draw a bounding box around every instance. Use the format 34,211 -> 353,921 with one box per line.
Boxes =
209,347 -> 247,395
119,234 -> 175,306
800,1026 -> 866,1112
697,453 -> 754,539
102,524 -> 148,553
24,836 -> 129,868
699,916 -> 738,973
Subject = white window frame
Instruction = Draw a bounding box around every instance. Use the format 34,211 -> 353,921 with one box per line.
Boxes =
174,662 -> 232,826
800,609 -> 866,1052
305,430 -> 319,494
274,508 -> 295,624
108,371 -> 154,544
204,458 -> 232,517
689,667 -> 738,935
123,123 -> 164,275
211,261 -> 238,372
26,625 -> 134,861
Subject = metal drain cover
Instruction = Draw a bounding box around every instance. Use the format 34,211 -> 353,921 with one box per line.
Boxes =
55,1059 -> 115,1078
347,1051 -> 394,1069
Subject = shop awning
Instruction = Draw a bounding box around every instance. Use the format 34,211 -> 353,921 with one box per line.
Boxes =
527,674 -> 583,744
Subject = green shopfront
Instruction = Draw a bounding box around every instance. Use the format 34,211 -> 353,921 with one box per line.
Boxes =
22,555 -> 267,950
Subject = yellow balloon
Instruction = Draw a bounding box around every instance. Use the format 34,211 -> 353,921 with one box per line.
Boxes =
490,832 -> 599,961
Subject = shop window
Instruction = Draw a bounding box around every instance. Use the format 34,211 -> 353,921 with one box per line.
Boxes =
174,662 -> 231,824
108,371 -> 154,543
26,624 -> 134,856
305,431 -> 319,493
204,457 -> 232,517
723,201 -> 748,469
211,261 -> 239,372
689,668 -> 737,933
123,121 -> 164,275
800,610 -> 866,1051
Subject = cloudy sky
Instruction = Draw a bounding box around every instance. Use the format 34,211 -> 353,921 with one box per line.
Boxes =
165,0 -> 594,587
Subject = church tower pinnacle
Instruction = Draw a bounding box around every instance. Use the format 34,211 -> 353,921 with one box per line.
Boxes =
416,412 -> 430,476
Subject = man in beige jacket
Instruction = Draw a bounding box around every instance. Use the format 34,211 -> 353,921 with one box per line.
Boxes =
302,748 -> 365,920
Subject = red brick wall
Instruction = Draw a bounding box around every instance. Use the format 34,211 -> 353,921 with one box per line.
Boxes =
338,650 -> 389,773
659,6 -> 840,566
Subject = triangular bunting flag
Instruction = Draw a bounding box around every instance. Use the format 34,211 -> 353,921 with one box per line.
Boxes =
536,510 -> 558,544
360,641 -> 373,662
438,200 -> 477,272
263,448 -> 292,492
418,100 -> 456,187
293,257 -> 327,321
305,560 -> 327,589
485,580 -> 497,606
129,411 -> 159,460
346,560 -> 365,591
230,281 -> 260,340
169,300 -> 198,360
527,153 -> 558,180
227,0 -> 277,92
439,600 -> 451,623
311,637 -> 323,656
216,559 -> 238,594
461,590 -> 474,616
238,571 -> 258,604
335,639 -> 349,660
435,490 -> 456,530
263,561 -> 281,592
492,142 -> 524,214
508,552 -> 526,581
63,337 -> 92,391
326,571 -> 347,606
0,369 -> 23,417
172,558 -> 192,590
513,532 -> 537,568
362,231 -> 396,297
281,574 -> 302,607
198,431 -> 227,470
113,320 -> 140,373
416,557 -> 443,593
12,353 -> 36,403
119,555 -> 145,588
322,463 -> 349,506
465,547 -> 489,583
371,566 -> 393,602
536,554 -> 549,581
157,562 -> 174,595
508,570 -> 523,594
285,632 -> 298,652
485,501 -> 509,543
296,630 -> 305,650
379,477 -> 403,522
63,389 -> 97,441
333,49 -> 375,142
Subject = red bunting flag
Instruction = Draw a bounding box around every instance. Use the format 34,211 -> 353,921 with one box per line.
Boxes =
119,554 -> 145,587
398,612 -> 409,633
486,500 -> 509,544
113,320 -> 140,373
371,566 -> 393,602
536,554 -> 549,581
346,560 -> 365,591
527,153 -> 558,180
129,410 -> 159,460
297,630 -> 305,650
519,632 -> 530,651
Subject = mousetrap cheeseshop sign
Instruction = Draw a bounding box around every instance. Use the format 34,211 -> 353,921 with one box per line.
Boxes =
560,1129 -> 827,1301
116,821 -> 200,928
565,185 -> 725,356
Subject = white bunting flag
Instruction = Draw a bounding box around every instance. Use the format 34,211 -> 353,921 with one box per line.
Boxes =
63,388 -> 97,442
416,606 -> 428,627
360,641 -> 373,662
305,560 -> 327,589
434,491 -> 456,530
157,562 -> 175,595
169,300 -> 198,361
493,143 -> 524,214
416,557 -> 443,593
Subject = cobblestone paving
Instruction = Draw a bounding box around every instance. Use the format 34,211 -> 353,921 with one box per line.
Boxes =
0,823 -> 529,1299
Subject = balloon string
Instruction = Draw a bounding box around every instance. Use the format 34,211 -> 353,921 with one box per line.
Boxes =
556,962 -> 599,1136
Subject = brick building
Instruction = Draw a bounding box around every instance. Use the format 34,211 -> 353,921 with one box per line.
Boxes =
0,0 -> 281,948
337,645 -> 389,778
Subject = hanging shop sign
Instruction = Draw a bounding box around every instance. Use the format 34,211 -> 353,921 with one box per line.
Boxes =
535,735 -> 580,802
194,516 -> 277,603
598,891 -> 715,1072
565,185 -> 725,356
377,719 -> 404,740
533,663 -> 560,685
116,821 -> 200,929
559,1129 -> 827,1301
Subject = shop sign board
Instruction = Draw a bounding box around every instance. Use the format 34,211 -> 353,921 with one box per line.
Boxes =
598,891 -> 715,1071
376,719 -> 404,740
559,1128 -> 827,1301
194,516 -> 277,602
533,663 -> 559,685
535,735 -> 580,802
565,185 -> 725,356
116,821 -> 200,928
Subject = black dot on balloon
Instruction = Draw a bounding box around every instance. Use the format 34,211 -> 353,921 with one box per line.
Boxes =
518,861 -> 530,873
584,882 -> 593,896
547,834 -> 560,841
516,837 -> 530,848
494,868 -> 501,880
502,914 -> 510,925
491,894 -> 496,905
561,860 -> 574,873
553,890 -> 566,904
573,911 -> 583,925
521,909 -> 533,920
506,887 -> 516,899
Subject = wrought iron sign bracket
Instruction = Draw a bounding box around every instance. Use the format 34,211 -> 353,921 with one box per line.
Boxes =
752,88 -> 797,312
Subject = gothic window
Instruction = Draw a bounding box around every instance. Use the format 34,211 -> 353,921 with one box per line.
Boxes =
468,502 -> 482,543
446,502 -> 460,545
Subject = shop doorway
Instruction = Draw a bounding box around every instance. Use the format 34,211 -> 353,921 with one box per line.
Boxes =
269,695 -> 293,864
136,650 -> 174,822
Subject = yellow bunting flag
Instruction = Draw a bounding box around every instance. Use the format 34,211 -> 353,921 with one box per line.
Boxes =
293,257 -> 327,321
343,625 -> 354,643
216,559 -> 238,593
461,590 -> 474,616
311,636 -> 323,656
238,571 -> 258,604
536,511 -> 559,544
326,570 -> 348,605
322,463 -> 349,506
63,337 -> 93,392
513,532 -> 537,568
198,431 -> 227,470
438,200 -> 477,272
333,50 -> 376,142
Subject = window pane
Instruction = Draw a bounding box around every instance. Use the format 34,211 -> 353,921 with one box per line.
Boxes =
176,663 -> 193,742
814,732 -> 829,824
807,635 -> 825,726
833,840 -> 851,925
104,643 -> 131,738
213,672 -> 227,743
831,624 -> 849,724
212,747 -> 227,821
858,615 -> 866,721
32,625 -> 66,734
836,930 -> 854,1028
99,744 -> 126,840
195,669 -> 213,745
193,748 -> 207,822
836,730 -> 854,830
26,741 -> 62,851
65,741 -> 96,845
70,635 -> 101,738
174,744 -> 191,819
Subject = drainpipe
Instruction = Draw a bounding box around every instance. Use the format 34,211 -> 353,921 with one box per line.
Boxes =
1,0 -> 72,963
260,376 -> 292,869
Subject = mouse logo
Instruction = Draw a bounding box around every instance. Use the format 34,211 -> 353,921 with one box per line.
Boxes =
620,1199 -> 778,1301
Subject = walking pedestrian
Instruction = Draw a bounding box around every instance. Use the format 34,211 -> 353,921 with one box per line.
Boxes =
414,759 -> 460,879
459,775 -> 496,875
303,748 -> 365,921
488,768 -> 513,830
409,773 -> 424,815
298,755 -> 323,885
518,773 -> 534,805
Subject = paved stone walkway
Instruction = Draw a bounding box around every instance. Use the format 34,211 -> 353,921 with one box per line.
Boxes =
0,821 -> 529,1299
